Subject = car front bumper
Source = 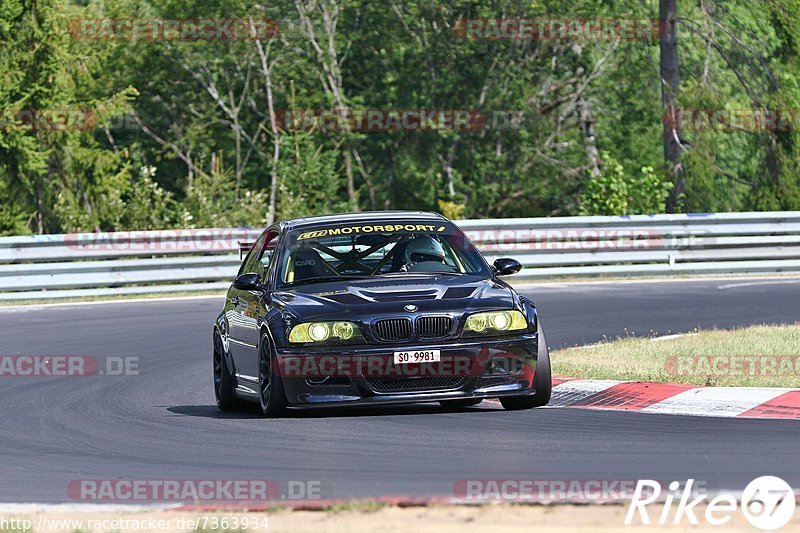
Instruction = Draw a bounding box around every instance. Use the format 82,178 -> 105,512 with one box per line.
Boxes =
274,333 -> 540,406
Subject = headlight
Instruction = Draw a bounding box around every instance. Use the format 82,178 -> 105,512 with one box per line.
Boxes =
464,310 -> 527,335
289,321 -> 362,343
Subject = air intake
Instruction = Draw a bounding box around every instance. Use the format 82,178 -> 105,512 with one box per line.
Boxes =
416,316 -> 452,339
373,318 -> 413,341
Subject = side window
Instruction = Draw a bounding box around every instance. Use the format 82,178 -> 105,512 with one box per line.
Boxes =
239,231 -> 278,276
260,232 -> 279,274
438,235 -> 467,272
239,233 -> 267,275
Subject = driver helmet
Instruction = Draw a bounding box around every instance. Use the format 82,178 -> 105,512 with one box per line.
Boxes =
404,236 -> 446,265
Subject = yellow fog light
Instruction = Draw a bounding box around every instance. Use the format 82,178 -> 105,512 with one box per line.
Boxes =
289,321 -> 362,343
308,323 -> 330,341
464,310 -> 527,334
491,312 -> 511,331
465,314 -> 488,332
333,322 -> 354,340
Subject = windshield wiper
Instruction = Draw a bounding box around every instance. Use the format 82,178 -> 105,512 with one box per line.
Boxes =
283,275 -> 372,287
377,270 -> 468,277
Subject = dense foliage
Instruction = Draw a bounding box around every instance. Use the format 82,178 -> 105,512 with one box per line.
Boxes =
2,0 -> 799,234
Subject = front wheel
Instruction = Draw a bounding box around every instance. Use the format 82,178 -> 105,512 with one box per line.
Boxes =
500,323 -> 552,411
258,332 -> 288,417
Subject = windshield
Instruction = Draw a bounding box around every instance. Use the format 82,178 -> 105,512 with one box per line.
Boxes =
277,221 -> 489,287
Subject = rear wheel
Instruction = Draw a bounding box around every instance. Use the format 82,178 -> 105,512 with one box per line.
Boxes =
440,399 -> 483,409
500,323 -> 552,411
258,333 -> 288,417
213,331 -> 239,411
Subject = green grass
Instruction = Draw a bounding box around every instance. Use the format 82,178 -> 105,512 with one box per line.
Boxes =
552,324 -> 800,387
324,500 -> 390,514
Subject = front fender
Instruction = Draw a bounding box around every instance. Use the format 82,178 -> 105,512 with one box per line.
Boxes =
519,296 -> 539,335
215,312 -> 230,352
213,319 -> 237,378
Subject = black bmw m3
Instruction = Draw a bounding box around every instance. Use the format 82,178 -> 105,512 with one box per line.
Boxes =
213,211 -> 551,416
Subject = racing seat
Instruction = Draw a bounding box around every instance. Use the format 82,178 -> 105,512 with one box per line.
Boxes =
286,248 -> 337,283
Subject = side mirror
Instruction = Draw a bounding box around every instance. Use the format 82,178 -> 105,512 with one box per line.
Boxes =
233,273 -> 265,291
493,258 -> 522,276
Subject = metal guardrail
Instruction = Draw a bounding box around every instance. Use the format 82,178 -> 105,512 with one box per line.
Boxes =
1,212 -> 800,300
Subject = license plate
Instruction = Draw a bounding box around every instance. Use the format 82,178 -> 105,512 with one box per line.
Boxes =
393,349 -> 441,364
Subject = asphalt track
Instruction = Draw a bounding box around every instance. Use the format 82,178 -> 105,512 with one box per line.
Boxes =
1,277 -> 799,503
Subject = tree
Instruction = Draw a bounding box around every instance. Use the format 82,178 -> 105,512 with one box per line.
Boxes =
660,0 -> 684,212
0,0 -> 135,234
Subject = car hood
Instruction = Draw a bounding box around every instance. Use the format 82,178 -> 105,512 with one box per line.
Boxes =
271,275 -> 518,322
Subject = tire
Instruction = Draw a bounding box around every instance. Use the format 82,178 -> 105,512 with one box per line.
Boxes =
258,332 -> 288,417
500,322 -> 552,411
213,330 -> 240,411
439,398 -> 483,408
